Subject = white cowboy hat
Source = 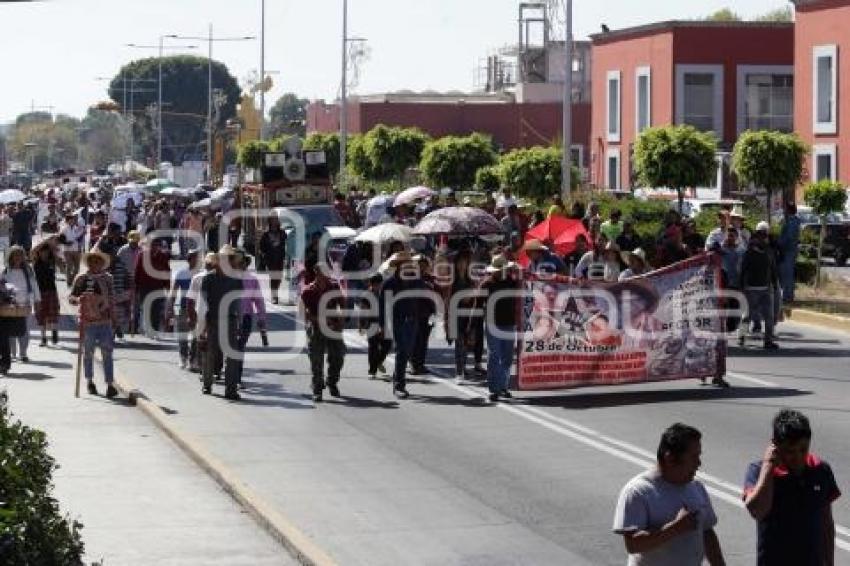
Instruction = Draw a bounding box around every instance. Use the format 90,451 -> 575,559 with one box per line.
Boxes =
484,254 -> 520,273
620,247 -> 647,266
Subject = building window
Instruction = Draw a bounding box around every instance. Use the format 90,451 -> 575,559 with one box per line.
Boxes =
813,144 -> 837,181
676,65 -> 724,135
607,70 -> 621,143
636,66 -> 651,133
813,45 -> 838,135
736,65 -> 794,134
606,148 -> 621,191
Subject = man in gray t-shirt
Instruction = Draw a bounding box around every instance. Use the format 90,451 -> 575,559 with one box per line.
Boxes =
612,424 -> 725,566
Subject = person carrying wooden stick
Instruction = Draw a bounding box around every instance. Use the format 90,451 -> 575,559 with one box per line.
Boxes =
69,249 -> 118,398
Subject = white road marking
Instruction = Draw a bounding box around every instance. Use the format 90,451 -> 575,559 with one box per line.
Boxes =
271,306 -> 850,551
726,372 -> 779,388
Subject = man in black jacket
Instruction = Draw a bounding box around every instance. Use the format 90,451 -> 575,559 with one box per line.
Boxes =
739,223 -> 779,350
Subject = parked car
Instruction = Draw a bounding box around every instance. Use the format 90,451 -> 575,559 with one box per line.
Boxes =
800,222 -> 850,266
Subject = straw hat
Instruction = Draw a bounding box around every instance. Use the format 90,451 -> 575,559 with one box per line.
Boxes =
604,241 -> 621,254
127,230 -> 141,243
387,250 -> 414,267
218,244 -> 239,256
523,239 -> 548,252
485,254 -> 520,273
84,249 -> 111,268
620,247 -> 648,266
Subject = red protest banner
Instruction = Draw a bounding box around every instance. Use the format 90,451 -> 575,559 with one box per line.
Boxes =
515,254 -> 724,391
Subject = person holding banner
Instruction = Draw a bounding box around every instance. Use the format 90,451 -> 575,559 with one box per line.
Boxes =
68,250 -> 118,398
481,255 -> 520,403
619,248 -> 649,281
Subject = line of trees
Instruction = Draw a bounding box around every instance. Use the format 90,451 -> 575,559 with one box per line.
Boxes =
237,125 -> 579,202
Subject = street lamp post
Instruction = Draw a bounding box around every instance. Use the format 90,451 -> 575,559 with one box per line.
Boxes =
260,0 -> 266,140
340,0 -> 348,188
170,27 -> 255,182
561,0 -> 573,199
126,41 -> 197,169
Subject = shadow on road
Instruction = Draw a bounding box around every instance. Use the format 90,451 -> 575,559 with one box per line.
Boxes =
4,372 -> 55,381
729,346 -> 850,358
519,386 -> 810,410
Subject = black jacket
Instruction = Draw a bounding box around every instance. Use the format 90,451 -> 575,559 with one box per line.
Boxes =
740,243 -> 778,289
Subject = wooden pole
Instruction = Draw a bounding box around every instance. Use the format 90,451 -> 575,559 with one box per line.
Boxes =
74,319 -> 84,398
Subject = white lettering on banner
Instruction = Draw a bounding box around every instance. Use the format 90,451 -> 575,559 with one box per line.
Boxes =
516,254 -> 725,391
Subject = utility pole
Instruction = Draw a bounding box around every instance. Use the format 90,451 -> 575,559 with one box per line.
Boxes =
339,0 -> 348,188
208,23 -> 214,181
259,0 -> 266,140
561,0 -> 573,199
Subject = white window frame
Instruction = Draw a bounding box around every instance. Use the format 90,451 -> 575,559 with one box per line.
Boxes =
607,70 -> 621,143
813,45 -> 838,135
813,144 -> 837,182
635,66 -> 652,133
605,147 -> 621,191
675,64 -> 724,135
736,65 -> 794,135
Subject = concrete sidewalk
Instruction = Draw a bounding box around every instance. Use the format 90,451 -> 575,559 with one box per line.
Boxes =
1,331 -> 293,566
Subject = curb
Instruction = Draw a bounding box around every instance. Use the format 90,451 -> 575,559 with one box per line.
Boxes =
113,377 -> 337,566
786,307 -> 850,334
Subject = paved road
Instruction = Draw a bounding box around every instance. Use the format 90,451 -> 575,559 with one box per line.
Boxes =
1,321 -> 292,565
98,271 -> 850,566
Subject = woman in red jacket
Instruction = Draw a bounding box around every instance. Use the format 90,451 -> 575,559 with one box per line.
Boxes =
134,240 -> 172,335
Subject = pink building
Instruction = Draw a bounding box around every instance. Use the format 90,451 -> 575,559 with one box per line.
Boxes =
307,93 -> 592,173
793,0 -> 850,188
590,21 -> 794,191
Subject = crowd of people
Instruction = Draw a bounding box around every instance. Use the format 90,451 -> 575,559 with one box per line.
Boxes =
0,181 -> 805,401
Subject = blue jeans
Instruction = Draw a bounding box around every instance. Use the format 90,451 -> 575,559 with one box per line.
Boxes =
84,323 -> 114,383
392,318 -> 417,388
486,325 -> 515,394
744,290 -> 774,344
779,253 -> 796,302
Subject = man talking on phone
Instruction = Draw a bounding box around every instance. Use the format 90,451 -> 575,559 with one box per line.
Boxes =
743,409 -> 841,566
613,423 -> 725,565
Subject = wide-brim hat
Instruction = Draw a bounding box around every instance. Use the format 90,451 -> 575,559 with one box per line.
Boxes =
621,247 -> 647,266
523,239 -> 548,252
127,230 -> 141,243
218,244 -> 239,256
609,279 -> 659,312
604,241 -> 621,254
387,250 -> 414,267
84,249 -> 111,268
485,254 -> 520,273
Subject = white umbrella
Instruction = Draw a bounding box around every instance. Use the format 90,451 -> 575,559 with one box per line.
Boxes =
160,187 -> 193,199
111,191 -> 145,209
189,198 -> 214,210
355,223 -> 413,244
209,187 -> 234,200
393,185 -> 434,206
365,194 -> 395,227
0,189 -> 27,205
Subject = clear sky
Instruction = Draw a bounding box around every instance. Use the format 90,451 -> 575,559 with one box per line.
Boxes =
0,0 -> 790,124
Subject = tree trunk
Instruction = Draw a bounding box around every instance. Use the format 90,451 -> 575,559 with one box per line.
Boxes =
765,187 -> 773,224
816,216 -> 826,290
677,188 -> 684,215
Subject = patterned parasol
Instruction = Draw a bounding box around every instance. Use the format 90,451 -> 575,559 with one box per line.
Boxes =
413,206 -> 503,236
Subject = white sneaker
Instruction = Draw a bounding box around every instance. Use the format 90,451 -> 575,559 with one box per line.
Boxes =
179,359 -> 188,369
454,374 -> 464,385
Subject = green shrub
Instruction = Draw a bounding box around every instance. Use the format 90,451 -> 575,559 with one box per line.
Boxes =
420,133 -> 497,190
0,405 -> 85,565
475,166 -> 501,192
795,257 -> 817,285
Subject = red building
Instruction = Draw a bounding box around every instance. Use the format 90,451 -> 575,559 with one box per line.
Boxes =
589,21 -> 794,191
307,93 -> 592,175
793,0 -> 850,188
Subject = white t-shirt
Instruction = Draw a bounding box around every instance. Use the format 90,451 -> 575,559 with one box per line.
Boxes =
61,224 -> 86,252
613,469 -> 718,566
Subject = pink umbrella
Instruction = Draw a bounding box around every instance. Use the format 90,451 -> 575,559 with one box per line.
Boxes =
394,186 -> 434,206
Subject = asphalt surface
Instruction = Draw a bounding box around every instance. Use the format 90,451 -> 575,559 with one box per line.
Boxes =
96,267 -> 850,566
